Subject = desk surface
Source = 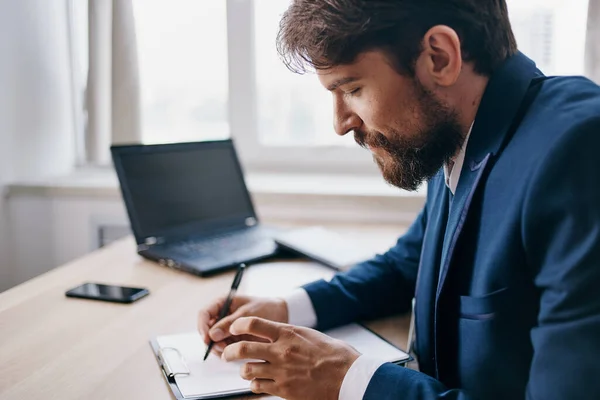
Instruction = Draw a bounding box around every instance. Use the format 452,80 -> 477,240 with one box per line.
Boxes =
0,237 -> 410,400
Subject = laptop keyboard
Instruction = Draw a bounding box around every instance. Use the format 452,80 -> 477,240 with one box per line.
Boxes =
169,229 -> 271,258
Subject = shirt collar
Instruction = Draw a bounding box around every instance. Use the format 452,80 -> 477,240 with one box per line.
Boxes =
444,122 -> 474,195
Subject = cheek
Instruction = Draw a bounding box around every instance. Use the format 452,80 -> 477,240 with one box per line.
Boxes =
376,97 -> 422,137
355,96 -> 391,133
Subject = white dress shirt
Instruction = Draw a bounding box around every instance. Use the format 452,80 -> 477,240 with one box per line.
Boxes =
443,124 -> 472,196
283,126 -> 473,400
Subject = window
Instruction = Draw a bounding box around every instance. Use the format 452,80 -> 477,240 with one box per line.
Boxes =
133,0 -> 229,144
507,0 -> 590,76
254,0 -> 354,148
72,0 -> 591,173
132,0 -> 371,175
67,0 -> 89,165
236,0 -> 373,174
241,0 -> 591,172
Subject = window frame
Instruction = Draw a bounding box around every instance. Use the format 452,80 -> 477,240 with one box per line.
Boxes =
225,0 -> 378,175
70,0 -> 591,175
67,0 -> 88,168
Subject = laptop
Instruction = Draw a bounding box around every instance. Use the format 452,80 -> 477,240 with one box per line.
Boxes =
110,139 -> 279,276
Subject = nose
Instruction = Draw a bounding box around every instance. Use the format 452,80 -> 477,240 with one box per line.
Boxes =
333,98 -> 362,136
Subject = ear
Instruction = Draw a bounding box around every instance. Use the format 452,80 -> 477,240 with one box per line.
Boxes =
419,25 -> 462,87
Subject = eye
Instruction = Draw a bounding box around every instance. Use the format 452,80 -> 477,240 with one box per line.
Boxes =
345,87 -> 362,97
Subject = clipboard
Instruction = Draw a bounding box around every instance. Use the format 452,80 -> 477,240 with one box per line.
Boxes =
151,340 -> 191,400
150,339 -> 249,400
150,323 -> 412,400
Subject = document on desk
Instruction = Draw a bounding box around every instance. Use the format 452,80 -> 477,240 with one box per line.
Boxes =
273,226 -> 379,270
151,323 -> 410,400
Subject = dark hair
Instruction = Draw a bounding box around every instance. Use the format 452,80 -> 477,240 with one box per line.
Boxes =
276,0 -> 518,76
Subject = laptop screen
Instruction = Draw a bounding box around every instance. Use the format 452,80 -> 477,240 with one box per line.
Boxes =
112,140 -> 256,243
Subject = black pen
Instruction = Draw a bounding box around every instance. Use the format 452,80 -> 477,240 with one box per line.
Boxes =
203,263 -> 247,361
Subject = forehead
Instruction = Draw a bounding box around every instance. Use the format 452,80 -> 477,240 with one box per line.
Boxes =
316,50 -> 398,88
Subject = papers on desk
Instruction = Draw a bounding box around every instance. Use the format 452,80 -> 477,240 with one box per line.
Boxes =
156,333 -> 249,398
273,226 -> 378,270
151,323 -> 410,400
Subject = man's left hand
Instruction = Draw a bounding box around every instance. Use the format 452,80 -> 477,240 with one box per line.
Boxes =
221,317 -> 361,400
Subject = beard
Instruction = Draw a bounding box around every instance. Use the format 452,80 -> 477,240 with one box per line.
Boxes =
354,80 -> 466,191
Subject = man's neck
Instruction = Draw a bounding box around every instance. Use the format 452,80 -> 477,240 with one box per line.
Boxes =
461,77 -> 489,132
456,72 -> 489,135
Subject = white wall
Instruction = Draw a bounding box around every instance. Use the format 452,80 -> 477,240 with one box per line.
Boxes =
0,0 -> 77,291
7,194 -> 128,286
0,7 -> 15,290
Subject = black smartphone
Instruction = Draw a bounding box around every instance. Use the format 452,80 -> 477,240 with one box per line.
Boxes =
65,282 -> 150,304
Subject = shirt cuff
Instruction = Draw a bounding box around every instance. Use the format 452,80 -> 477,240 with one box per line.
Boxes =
339,356 -> 386,400
281,288 -> 318,328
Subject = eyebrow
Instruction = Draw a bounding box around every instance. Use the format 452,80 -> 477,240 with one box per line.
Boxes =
326,76 -> 360,91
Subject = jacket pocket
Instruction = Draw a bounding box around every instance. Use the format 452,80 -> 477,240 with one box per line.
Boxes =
456,287 -> 512,394
459,287 -> 509,321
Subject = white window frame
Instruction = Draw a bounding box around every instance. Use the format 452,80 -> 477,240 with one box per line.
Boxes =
66,0 -> 88,168
65,0 -> 378,174
226,0 -> 379,176
68,0 -> 593,176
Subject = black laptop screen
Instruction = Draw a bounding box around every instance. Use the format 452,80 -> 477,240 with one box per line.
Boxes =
116,142 -> 255,240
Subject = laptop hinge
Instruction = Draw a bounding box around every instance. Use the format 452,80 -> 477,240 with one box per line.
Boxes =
138,236 -> 165,252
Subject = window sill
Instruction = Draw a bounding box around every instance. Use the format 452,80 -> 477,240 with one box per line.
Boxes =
5,168 -> 426,225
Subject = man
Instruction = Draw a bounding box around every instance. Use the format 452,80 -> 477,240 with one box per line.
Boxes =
198,1 -> 600,399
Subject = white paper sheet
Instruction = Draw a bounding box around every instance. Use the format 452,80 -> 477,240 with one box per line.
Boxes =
325,323 -> 410,363
274,226 -> 378,270
157,333 -> 251,399
155,323 -> 409,399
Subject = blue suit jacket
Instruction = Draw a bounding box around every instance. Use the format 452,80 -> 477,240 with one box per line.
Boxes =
303,52 -> 600,399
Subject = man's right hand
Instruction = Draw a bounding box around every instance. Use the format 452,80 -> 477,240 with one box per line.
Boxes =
197,295 -> 289,356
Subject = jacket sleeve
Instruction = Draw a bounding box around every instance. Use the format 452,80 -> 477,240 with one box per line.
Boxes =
361,117 -> 600,400
302,204 -> 427,331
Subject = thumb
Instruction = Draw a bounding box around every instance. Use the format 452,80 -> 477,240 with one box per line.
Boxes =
209,307 -> 248,342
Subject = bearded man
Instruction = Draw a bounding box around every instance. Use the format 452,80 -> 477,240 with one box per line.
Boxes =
198,1 -> 600,399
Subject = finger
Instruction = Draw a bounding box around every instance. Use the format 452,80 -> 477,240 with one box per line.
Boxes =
207,344 -> 225,359
249,379 -> 277,396
212,349 -> 224,358
218,336 -> 238,352
222,341 -> 275,363
237,334 -> 270,344
206,297 -> 227,319
198,310 -> 212,340
198,298 -> 226,338
201,320 -> 221,345
214,342 -> 226,353
209,338 -> 233,353
230,317 -> 283,342
215,333 -> 269,357
240,362 -> 274,381
210,308 -> 249,342
207,338 -> 232,357
202,295 -> 250,326
207,296 -> 255,341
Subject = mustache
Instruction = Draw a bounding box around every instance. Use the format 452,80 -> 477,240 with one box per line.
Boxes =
353,129 -> 392,150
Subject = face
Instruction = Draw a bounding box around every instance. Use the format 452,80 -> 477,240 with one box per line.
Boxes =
317,51 -> 466,191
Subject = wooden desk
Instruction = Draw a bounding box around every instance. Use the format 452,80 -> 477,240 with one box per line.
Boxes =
0,237 -> 410,400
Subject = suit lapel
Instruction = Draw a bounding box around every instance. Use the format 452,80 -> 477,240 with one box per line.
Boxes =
413,173 -> 449,376
437,154 -> 491,298
435,52 -> 539,303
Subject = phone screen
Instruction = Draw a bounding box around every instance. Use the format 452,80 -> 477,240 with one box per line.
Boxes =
66,283 -> 149,303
